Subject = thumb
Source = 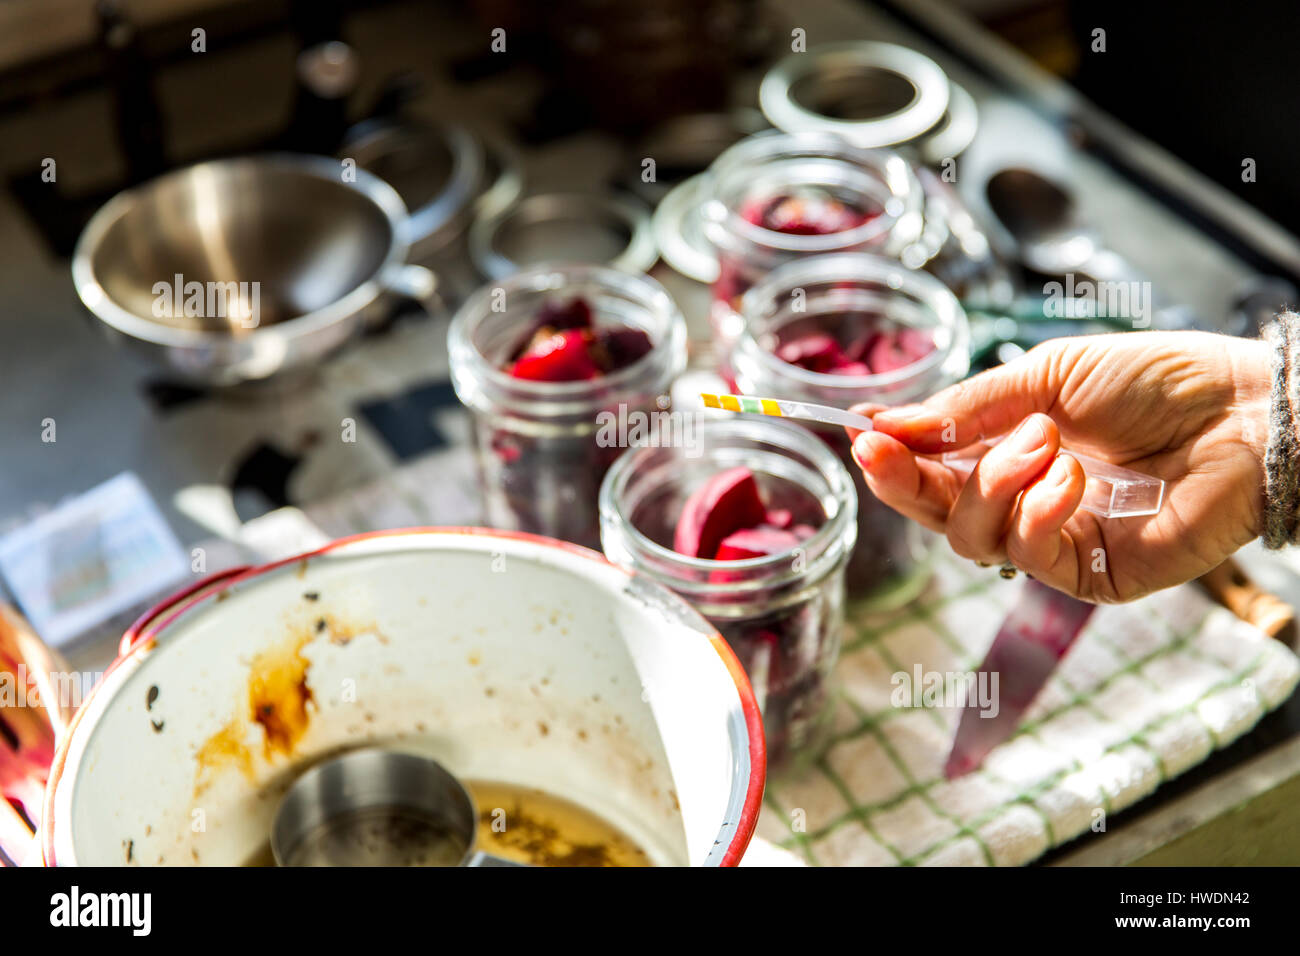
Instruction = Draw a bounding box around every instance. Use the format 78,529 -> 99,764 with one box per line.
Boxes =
869,347 -> 1060,454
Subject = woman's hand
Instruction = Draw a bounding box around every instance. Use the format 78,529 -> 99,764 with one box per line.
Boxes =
847,331 -> 1273,603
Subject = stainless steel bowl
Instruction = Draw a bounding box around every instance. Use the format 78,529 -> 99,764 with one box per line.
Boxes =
72,154 -> 437,385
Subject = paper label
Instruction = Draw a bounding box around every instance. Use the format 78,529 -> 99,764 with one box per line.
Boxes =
0,473 -> 189,647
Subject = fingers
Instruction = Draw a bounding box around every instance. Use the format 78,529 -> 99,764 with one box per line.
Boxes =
851,430 -> 964,533
1005,453 -> 1087,591
844,401 -> 886,451
945,414 -> 1060,563
869,345 -> 1061,454
847,408 -> 1090,584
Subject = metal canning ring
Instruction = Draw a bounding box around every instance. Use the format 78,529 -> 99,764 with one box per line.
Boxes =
759,42 -> 950,150
470,192 -> 658,280
652,173 -> 720,284
917,82 -> 979,165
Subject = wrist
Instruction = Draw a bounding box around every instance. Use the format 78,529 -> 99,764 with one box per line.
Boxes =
1231,337 -> 1272,464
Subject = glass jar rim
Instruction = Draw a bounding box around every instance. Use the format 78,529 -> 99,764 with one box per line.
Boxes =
448,262 -> 687,416
702,130 -> 922,254
599,416 -> 858,594
734,252 -> 969,392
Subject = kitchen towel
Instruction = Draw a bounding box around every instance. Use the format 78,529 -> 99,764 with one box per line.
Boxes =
758,548 -> 1300,866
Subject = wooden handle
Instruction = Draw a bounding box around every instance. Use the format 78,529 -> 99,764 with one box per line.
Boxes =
1197,558 -> 1297,645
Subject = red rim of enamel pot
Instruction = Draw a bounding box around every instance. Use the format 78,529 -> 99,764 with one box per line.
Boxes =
40,526 -> 766,868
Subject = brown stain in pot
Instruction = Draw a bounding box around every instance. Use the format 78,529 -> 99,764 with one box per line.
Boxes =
312,613 -> 384,647
192,610 -> 387,795
195,629 -> 318,793
248,632 -> 315,760
194,720 -> 256,792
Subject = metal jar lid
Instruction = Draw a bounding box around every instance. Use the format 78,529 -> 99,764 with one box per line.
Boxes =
916,82 -> 979,165
470,191 -> 658,279
759,42 -> 951,150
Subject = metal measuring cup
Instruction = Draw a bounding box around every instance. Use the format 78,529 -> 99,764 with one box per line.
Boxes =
271,748 -> 525,867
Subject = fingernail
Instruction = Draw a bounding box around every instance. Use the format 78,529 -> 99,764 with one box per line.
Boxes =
1005,416 -> 1048,455
878,404 -> 931,423
1046,453 -> 1075,485
853,433 -> 874,470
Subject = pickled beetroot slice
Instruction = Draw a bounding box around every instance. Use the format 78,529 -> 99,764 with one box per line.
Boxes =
765,508 -> 794,530
596,327 -> 654,372
845,329 -> 880,363
777,326 -> 937,376
867,328 -> 935,373
741,193 -> 879,236
708,524 -> 814,584
713,526 -> 804,561
509,329 -> 601,381
508,297 -> 595,361
535,297 -> 593,331
898,327 -> 936,359
673,467 -> 767,559
776,334 -> 845,373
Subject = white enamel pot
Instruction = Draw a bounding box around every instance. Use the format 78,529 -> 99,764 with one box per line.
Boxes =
41,528 -> 765,866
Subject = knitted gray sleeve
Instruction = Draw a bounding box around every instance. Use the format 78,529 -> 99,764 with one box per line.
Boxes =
1262,311 -> 1300,548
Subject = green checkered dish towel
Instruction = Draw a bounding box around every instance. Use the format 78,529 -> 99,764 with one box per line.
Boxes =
759,545 -> 1300,866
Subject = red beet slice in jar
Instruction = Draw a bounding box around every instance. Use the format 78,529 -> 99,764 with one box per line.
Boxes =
594,327 -> 654,371
775,333 -> 846,374
507,296 -> 594,361
509,328 -> 602,382
741,191 -> 880,237
713,192 -> 883,312
866,326 -> 937,374
709,525 -> 814,585
764,508 -> 794,530
775,321 -> 936,377
534,297 -> 593,331
672,466 -> 768,559
713,525 -> 810,561
506,297 -> 655,382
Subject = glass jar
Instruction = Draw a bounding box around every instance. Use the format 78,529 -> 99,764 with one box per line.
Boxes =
599,417 -> 857,772
701,130 -> 926,361
730,253 -> 970,606
449,264 -> 687,550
